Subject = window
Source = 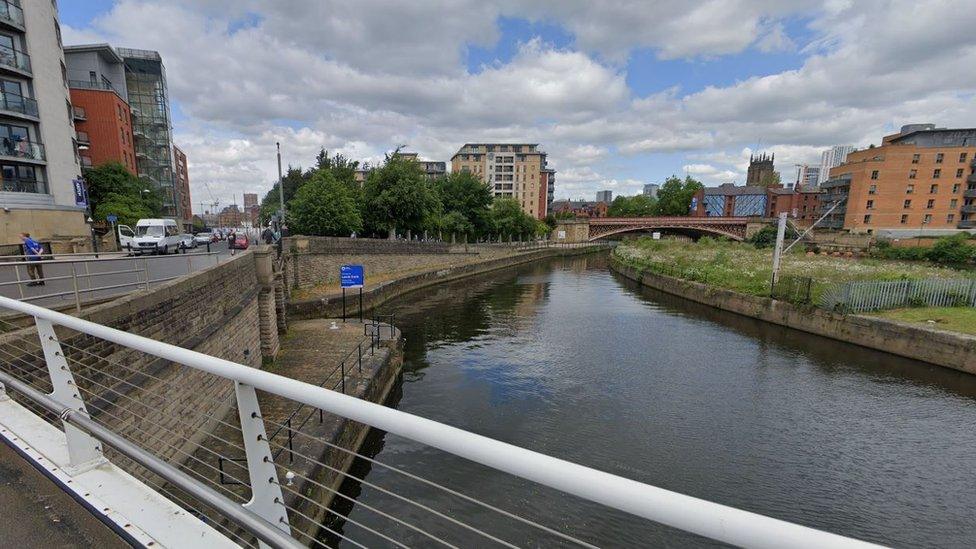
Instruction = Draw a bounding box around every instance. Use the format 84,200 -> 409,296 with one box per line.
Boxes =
961,153 -> 968,163
927,199 -> 935,209
953,184 -> 960,193
870,170 -> 879,180
933,169 -> 941,179
863,214 -> 871,224
906,184 -> 915,194
951,198 -> 958,208
930,184 -> 938,193
957,169 -> 964,178
912,154 -> 920,164
904,199 -> 912,208
909,169 -> 917,179
61,61 -> 67,88
868,184 -> 877,194
936,153 -> 944,163
924,214 -> 932,223
948,213 -> 955,222
900,214 -> 909,224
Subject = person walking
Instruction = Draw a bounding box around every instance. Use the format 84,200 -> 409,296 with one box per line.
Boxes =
262,225 -> 274,245
227,230 -> 237,256
20,232 -> 44,286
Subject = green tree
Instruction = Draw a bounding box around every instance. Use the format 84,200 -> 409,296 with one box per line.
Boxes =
489,198 -> 538,239
315,148 -> 360,188
654,176 -> 703,216
82,162 -> 161,225
926,234 -> 975,265
436,171 -> 493,237
361,152 -> 440,237
259,166 -> 311,225
608,194 -> 657,217
759,171 -> 782,187
437,211 -> 474,240
288,170 -> 362,236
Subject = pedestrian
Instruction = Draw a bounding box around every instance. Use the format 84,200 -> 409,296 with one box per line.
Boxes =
228,230 -> 237,255
262,225 -> 274,245
20,232 -> 44,286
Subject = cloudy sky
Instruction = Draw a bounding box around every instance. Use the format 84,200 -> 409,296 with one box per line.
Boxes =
60,1 -> 976,209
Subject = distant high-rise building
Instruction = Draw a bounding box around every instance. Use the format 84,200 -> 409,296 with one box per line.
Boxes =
643,183 -> 659,198
451,143 -> 554,219
243,193 -> 258,208
794,165 -> 820,187
399,152 -> 446,179
596,190 -> 613,203
0,1 -> 89,244
747,152 -> 775,185
818,145 -> 855,183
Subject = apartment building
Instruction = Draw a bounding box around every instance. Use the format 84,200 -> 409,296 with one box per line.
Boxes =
818,145 -> 855,184
451,143 -> 554,219
691,183 -> 822,224
820,125 -> 976,236
596,190 -> 612,203
173,145 -> 191,229
64,44 -> 136,174
0,1 -> 88,244
399,152 -> 446,180
643,183 -> 659,198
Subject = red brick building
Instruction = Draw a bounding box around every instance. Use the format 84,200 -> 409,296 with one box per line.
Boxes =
691,183 -> 822,224
173,145 -> 192,230
69,87 -> 136,174
550,200 -> 608,218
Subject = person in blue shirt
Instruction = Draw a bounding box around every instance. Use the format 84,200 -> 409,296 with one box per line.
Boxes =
20,232 -> 44,286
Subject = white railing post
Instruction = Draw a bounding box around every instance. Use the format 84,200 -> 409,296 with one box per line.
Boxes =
235,381 -> 290,544
35,317 -> 105,473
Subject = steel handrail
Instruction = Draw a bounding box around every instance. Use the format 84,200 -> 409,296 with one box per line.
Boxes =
0,251 -> 220,266
0,294 -> 882,549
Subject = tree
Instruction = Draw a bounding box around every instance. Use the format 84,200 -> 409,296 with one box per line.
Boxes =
435,171 -> 493,237
315,148 -> 360,189
361,152 -> 440,237
259,166 -> 310,225
654,176 -> 703,216
288,170 -> 362,236
82,162 -> 161,225
608,194 -> 657,217
489,198 -> 538,239
759,171 -> 782,188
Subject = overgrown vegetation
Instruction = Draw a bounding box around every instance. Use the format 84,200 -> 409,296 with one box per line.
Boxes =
869,307 -> 976,336
871,234 -> 976,265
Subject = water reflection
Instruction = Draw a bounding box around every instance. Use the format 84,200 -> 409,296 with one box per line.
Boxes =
324,253 -> 976,548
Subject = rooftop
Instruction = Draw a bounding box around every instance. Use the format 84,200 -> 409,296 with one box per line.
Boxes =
63,43 -> 124,64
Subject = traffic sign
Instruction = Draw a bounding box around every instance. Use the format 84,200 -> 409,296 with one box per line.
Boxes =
340,264 -> 364,289
106,214 -> 118,223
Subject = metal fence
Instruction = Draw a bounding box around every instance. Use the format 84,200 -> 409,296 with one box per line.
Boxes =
771,275 -> 813,305
817,278 -> 976,313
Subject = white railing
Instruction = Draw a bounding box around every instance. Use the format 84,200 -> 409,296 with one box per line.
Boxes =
819,278 -> 976,312
0,295 -> 885,548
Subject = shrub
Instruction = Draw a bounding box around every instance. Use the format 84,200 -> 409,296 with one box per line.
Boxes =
748,226 -> 778,248
926,234 -> 975,265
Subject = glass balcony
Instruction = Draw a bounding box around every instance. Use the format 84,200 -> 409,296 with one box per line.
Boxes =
0,138 -> 44,161
0,1 -> 25,29
1,177 -> 45,194
964,188 -> 976,199
72,106 -> 87,120
80,156 -> 93,167
0,90 -> 37,117
0,43 -> 29,73
961,204 -> 976,214
76,131 -> 90,146
958,219 -> 976,229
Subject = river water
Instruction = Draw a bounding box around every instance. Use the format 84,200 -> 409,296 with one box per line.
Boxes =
327,253 -> 976,548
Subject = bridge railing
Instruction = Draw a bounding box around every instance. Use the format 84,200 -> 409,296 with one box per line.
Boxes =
0,295 -> 884,548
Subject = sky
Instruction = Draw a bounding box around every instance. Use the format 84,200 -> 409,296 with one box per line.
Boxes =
59,1 -> 976,210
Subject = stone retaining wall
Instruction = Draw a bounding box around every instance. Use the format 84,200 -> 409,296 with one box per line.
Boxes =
289,244 -> 611,320
609,255 -> 976,374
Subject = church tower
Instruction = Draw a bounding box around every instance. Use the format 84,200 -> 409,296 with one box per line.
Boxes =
747,152 -> 775,185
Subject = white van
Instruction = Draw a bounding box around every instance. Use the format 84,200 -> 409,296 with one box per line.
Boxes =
128,218 -> 184,255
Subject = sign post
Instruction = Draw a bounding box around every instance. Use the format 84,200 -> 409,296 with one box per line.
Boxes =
339,264 -> 365,323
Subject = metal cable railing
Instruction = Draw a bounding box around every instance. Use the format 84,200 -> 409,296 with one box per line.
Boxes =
0,296 -> 886,548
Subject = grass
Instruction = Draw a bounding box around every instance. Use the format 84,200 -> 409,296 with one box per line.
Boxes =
613,237 -> 974,301
868,307 -> 976,336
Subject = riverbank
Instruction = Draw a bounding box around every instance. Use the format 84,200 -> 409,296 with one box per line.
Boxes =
609,252 -> 976,374
287,243 -> 610,319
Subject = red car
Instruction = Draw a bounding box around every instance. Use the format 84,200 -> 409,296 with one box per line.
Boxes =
231,234 -> 249,250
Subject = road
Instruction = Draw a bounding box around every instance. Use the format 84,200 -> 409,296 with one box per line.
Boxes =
0,240 -> 241,310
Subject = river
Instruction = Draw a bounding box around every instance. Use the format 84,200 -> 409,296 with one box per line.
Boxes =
325,253 -> 976,548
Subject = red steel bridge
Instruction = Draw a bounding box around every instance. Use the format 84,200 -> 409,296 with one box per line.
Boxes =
582,216 -> 756,241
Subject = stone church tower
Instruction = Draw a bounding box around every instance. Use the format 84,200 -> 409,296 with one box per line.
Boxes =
747,152 -> 775,185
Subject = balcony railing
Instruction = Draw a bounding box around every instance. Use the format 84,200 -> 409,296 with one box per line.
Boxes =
1,176 -> 44,193
964,188 -> 976,199
0,138 -> 44,161
961,204 -> 976,214
958,219 -> 976,229
0,90 -> 37,117
67,79 -> 122,96
80,156 -> 93,167
0,1 -> 24,29
0,43 -> 29,73
968,173 -> 976,183
72,106 -> 86,120
76,131 -> 90,146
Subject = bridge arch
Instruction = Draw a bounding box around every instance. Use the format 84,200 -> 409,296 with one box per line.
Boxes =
588,224 -> 745,242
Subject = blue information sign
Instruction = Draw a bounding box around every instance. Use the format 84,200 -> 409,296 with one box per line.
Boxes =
73,179 -> 88,207
340,264 -> 364,289
106,214 -> 118,223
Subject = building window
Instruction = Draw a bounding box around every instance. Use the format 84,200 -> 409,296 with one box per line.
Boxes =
936,153 -> 944,164
870,170 -> 879,180
924,214 -> 932,223
904,199 -> 912,208
951,198 -> 958,208
868,184 -> 877,194
947,213 -> 955,222
900,214 -> 909,224
909,169 -> 917,179
61,61 -> 68,88
953,184 -> 960,193
927,199 -> 935,209
961,153 -> 968,163
912,154 -> 920,164
957,168 -> 964,178
933,169 -> 941,179
906,184 -> 914,194
863,214 -> 871,224
866,200 -> 874,210
930,184 -> 938,193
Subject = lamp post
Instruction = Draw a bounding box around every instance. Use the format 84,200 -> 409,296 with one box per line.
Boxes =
276,142 -> 284,228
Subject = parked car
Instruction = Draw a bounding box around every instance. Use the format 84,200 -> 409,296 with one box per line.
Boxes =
230,234 -> 249,250
179,234 -> 197,249
130,219 -> 184,255
194,230 -> 215,245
